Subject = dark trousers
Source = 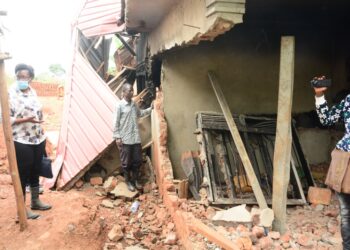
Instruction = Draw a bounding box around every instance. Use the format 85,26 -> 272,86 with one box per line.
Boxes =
337,192 -> 350,250
14,140 -> 46,197
119,143 -> 142,175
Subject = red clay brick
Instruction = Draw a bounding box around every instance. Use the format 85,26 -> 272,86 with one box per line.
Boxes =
307,187 -> 332,205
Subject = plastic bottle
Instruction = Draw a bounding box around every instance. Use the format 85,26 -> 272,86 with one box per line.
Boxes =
130,201 -> 140,213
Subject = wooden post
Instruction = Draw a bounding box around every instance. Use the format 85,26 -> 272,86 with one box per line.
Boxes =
0,55 -> 28,230
208,71 -> 268,209
272,36 -> 295,233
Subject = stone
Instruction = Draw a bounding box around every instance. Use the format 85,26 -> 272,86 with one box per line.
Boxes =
327,219 -> 338,234
108,224 -> 124,242
167,222 -> 175,231
324,208 -> 339,217
321,232 -> 342,245
110,182 -> 138,199
113,199 -> 122,207
315,204 -> 324,211
307,187 -> 332,205
297,234 -> 314,247
236,224 -> 249,233
212,204 -> 252,223
103,176 -> 118,193
143,183 -> 152,193
280,232 -> 291,243
252,226 -> 265,238
235,236 -> 253,250
75,179 -> 84,188
90,176 -> 103,186
282,242 -> 290,249
258,236 -> 273,249
268,231 -> 280,240
205,207 -> 216,220
125,246 -> 147,250
101,200 -> 114,209
259,208 -> 274,227
164,232 -> 177,245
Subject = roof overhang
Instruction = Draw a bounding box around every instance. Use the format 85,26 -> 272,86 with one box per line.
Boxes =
125,0 -> 178,32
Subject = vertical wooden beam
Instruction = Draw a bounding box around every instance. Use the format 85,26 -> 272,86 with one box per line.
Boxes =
0,56 -> 28,231
272,36 -> 295,233
208,71 -> 268,209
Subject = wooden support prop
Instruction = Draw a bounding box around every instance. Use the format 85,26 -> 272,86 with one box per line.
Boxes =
208,71 -> 268,209
272,36 -> 295,233
115,34 -> 136,56
0,59 -> 27,230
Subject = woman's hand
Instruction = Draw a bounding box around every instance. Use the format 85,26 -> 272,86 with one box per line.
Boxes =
116,138 -> 122,148
313,76 -> 327,97
15,116 -> 44,124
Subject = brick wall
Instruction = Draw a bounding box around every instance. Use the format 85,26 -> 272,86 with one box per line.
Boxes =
30,81 -> 61,97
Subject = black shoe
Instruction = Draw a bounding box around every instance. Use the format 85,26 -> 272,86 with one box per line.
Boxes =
127,181 -> 136,192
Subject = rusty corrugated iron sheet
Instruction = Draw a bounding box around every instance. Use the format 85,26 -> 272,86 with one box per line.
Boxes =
44,49 -> 118,189
77,0 -> 124,38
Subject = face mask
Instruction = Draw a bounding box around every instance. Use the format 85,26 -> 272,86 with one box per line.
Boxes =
17,80 -> 29,90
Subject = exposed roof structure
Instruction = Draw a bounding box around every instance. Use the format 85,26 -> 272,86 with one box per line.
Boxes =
77,0 -> 124,38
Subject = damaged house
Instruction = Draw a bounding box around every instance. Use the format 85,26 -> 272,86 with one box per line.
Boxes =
45,0 -> 350,248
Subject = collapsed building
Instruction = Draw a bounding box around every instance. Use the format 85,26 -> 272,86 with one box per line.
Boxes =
44,0 -> 350,248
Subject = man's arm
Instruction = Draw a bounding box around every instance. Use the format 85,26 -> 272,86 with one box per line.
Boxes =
113,103 -> 122,140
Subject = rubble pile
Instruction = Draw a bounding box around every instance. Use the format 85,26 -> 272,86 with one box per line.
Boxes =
178,195 -> 342,250
78,175 -> 182,250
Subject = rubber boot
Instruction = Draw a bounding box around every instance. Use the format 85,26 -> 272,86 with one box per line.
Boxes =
132,170 -> 142,190
26,209 -> 40,219
30,186 -> 52,210
124,169 -> 135,192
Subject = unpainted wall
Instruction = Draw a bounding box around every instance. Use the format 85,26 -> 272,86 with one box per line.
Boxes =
161,25 -> 348,178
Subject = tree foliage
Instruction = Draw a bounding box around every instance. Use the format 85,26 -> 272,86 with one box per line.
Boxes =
48,64 -> 66,77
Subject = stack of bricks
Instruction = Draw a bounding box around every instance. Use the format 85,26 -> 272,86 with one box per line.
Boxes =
30,81 -> 60,97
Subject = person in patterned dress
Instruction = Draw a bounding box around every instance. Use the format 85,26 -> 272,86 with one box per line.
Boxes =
9,64 -> 52,219
314,76 -> 350,250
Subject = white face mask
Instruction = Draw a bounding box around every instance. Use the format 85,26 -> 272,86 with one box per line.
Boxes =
17,80 -> 29,90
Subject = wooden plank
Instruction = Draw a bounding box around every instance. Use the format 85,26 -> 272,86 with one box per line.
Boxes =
272,36 -> 295,233
208,71 -> 268,209
291,158 -> 306,203
0,60 -> 27,230
107,68 -> 126,86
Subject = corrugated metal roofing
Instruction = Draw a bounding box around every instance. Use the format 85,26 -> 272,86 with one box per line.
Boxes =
44,48 -> 118,189
77,0 -> 124,38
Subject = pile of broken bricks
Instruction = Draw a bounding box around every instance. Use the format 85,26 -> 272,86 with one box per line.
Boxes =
76,175 -> 182,250
176,186 -> 342,250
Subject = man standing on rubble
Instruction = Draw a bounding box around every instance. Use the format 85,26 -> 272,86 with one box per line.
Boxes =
113,84 -> 152,192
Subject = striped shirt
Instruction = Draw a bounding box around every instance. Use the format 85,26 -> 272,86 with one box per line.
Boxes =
113,99 -> 151,144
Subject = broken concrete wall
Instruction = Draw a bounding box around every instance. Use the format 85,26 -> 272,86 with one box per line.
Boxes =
161,25 -> 347,178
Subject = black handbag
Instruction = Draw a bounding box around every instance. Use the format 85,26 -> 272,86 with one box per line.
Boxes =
40,156 -> 53,178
